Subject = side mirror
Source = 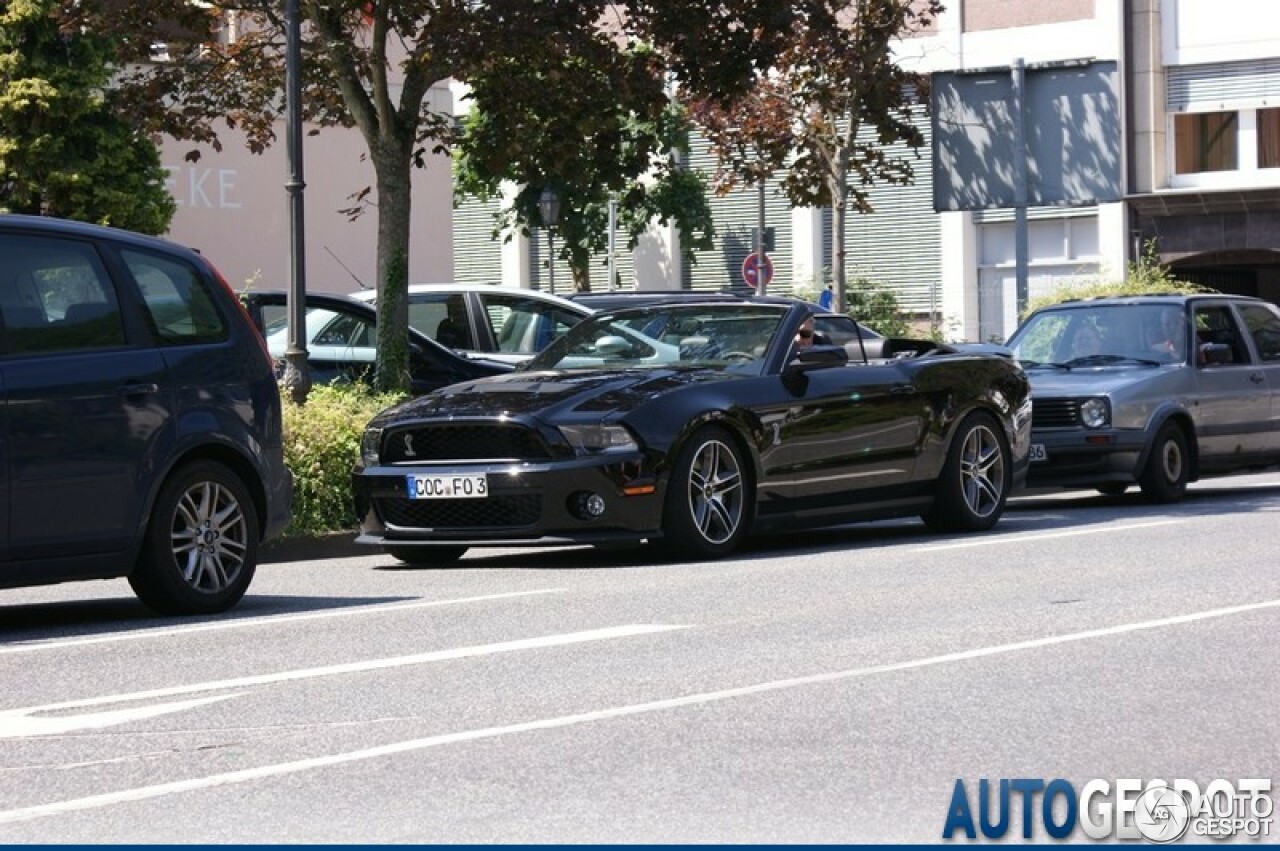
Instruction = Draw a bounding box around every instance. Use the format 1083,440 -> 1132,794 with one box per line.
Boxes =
1199,342 -> 1233,365
594,335 -> 632,355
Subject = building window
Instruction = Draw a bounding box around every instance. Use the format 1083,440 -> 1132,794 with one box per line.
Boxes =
1259,108 -> 1280,169
1173,112 -> 1238,174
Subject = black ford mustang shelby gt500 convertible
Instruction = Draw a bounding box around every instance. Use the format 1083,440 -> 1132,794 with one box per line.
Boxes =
352,300 -> 1032,564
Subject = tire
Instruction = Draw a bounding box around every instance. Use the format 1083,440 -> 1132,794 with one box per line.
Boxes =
1138,422 -> 1189,503
385,545 -> 467,566
923,411 -> 1010,533
1096,483 -> 1129,496
657,426 -> 751,559
129,461 -> 259,615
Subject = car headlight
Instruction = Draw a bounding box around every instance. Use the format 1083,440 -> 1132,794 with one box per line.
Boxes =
1079,398 -> 1109,429
360,427 -> 383,466
558,424 -> 638,454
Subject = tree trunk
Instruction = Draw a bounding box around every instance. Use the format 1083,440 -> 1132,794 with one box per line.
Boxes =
372,143 -> 414,394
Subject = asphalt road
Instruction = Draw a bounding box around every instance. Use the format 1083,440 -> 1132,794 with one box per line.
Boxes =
2,474 -> 1278,843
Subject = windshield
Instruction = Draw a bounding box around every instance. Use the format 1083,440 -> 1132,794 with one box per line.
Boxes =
1008,303 -> 1190,366
522,303 -> 789,371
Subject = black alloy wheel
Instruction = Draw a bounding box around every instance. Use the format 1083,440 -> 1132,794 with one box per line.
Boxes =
923,411 -> 1010,533
658,426 -> 751,559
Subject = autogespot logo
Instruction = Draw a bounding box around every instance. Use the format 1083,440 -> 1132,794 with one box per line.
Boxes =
1133,785 -> 1192,843
942,778 -> 1274,842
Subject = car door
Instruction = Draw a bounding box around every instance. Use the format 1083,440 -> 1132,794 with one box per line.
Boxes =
1192,301 -> 1272,462
773,357 -> 927,505
0,233 -> 170,563
1232,300 -> 1280,456
473,291 -> 585,360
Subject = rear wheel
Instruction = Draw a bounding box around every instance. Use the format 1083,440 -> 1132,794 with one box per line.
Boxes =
923,412 -> 1010,533
657,426 -> 750,560
1138,422 -> 1189,503
385,546 -> 468,566
129,461 -> 259,615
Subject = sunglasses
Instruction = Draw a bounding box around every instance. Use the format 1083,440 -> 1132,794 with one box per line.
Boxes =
797,329 -> 814,339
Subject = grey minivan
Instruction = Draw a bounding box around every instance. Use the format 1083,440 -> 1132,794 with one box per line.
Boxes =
0,215 -> 291,614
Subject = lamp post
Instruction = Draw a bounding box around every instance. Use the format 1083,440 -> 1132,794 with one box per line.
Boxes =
280,0 -> 310,403
538,187 -> 560,294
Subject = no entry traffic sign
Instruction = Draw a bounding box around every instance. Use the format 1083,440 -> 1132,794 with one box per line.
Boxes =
741,252 -> 774,289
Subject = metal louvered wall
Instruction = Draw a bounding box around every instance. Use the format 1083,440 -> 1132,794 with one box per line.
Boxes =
451,121 -> 942,310
452,194 -> 504,285
832,114 -> 942,313
682,131 -> 795,294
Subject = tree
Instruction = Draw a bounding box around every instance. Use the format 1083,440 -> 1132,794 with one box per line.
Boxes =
688,0 -> 944,313
53,0 -> 792,390
454,45 -> 715,292
0,0 -> 175,233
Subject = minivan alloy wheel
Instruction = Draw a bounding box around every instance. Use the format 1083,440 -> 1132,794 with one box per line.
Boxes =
173,479 -> 250,592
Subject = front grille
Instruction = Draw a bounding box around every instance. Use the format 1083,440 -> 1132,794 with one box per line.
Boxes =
383,424 -> 551,463
379,495 -> 541,529
1032,399 -> 1081,428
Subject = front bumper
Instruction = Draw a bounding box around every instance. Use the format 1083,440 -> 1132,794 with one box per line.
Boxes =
1025,427 -> 1148,488
351,452 -> 665,549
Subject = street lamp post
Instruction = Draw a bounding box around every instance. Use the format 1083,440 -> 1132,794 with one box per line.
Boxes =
280,0 -> 310,403
538,188 -> 560,294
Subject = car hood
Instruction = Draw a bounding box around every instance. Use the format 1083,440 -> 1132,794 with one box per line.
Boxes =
1023,365 -> 1165,397
376,367 -> 731,423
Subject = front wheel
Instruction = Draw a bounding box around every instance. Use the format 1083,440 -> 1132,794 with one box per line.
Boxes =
1138,422 -> 1189,503
923,412 -> 1010,533
129,461 -> 259,615
657,426 -> 751,560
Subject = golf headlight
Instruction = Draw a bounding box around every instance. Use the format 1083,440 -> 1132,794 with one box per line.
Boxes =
1079,398 -> 1109,429
558,424 -> 638,454
360,427 -> 383,466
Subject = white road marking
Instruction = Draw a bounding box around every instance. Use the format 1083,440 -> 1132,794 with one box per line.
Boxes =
916,519 -> 1182,551
2,598 -> 1276,825
0,696 -> 241,740
9,624 -> 686,715
0,589 -> 566,654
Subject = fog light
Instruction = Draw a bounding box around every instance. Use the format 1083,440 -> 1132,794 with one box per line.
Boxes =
570,491 -> 607,520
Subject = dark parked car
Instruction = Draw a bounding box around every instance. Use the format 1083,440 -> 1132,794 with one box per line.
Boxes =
1006,293 -> 1280,501
352,299 -> 1032,564
0,214 -> 292,613
239,290 -> 511,394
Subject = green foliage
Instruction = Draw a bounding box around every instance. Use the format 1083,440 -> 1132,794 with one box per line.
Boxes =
844,277 -> 911,337
0,0 -> 175,232
282,383 -> 406,535
801,272 -> 910,336
687,0 -> 943,305
1022,240 -> 1216,318
454,61 -> 716,290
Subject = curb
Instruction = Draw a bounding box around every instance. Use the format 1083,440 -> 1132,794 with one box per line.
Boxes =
259,531 -> 366,564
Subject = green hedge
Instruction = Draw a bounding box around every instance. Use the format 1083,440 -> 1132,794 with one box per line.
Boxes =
281,383 -> 407,536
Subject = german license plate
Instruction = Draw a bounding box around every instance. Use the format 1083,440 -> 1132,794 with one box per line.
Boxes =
406,474 -> 487,499
1029,443 -> 1048,462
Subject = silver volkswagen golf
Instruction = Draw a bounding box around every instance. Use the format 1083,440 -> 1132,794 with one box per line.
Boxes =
1006,293 -> 1280,502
